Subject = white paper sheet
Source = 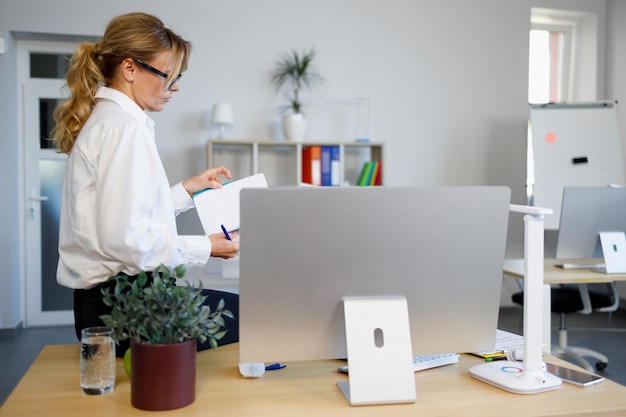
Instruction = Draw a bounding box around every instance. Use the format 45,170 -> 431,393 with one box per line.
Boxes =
193,173 -> 268,235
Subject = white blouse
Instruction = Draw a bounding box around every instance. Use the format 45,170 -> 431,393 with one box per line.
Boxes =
57,86 -> 211,290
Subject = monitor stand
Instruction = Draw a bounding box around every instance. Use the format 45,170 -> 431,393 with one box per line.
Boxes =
598,231 -> 626,273
337,296 -> 416,406
470,205 -> 561,394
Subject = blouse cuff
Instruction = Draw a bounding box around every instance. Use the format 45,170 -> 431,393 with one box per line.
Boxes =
178,235 -> 212,267
171,182 -> 195,213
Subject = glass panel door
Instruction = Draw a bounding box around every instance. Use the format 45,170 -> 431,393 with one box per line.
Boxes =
19,41 -> 76,326
24,84 -> 72,326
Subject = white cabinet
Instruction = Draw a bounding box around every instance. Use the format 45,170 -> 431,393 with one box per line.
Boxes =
206,140 -> 384,186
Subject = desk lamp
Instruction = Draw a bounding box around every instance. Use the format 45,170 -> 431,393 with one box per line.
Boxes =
469,204 -> 562,394
211,103 -> 234,139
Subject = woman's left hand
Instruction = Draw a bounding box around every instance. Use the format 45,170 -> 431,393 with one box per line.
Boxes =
182,166 -> 232,195
209,231 -> 240,259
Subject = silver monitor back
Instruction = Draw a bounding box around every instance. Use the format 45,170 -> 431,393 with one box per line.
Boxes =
556,186 -> 626,259
239,186 -> 511,363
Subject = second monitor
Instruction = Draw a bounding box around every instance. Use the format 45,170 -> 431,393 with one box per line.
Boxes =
556,185 -> 626,260
238,186 -> 511,364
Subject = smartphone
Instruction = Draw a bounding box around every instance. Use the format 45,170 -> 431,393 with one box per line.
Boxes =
546,363 -> 605,387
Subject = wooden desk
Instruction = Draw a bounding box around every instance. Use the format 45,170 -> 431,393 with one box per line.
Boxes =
503,258 -> 626,285
2,343 -> 626,417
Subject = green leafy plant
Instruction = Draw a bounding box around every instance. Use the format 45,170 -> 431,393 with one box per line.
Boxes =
100,264 -> 233,347
271,47 -> 325,115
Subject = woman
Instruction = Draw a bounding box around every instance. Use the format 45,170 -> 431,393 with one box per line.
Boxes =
52,12 -> 239,353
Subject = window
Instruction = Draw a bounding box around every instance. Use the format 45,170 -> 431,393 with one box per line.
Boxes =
528,23 -> 572,104
30,52 -> 71,79
526,8 -> 599,202
29,52 -> 71,149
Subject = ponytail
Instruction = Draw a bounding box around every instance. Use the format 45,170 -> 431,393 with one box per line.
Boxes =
51,42 -> 105,154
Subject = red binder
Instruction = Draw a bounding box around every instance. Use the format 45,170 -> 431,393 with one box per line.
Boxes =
302,146 -> 321,186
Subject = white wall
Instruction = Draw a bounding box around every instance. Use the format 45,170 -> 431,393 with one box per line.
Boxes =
0,0 -> 619,329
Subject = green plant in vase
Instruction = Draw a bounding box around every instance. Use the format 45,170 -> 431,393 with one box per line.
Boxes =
100,264 -> 233,411
271,47 -> 325,140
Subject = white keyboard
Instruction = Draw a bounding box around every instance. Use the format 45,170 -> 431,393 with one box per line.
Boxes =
412,353 -> 460,372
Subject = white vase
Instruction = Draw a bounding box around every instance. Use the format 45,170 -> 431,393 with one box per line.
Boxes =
282,113 -> 306,141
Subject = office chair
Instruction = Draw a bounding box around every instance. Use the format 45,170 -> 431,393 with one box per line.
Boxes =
511,282 -> 619,372
197,289 -> 239,349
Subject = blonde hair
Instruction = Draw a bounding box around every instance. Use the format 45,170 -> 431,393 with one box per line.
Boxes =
51,12 -> 191,154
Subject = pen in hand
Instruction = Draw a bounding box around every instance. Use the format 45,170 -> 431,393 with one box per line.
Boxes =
221,224 -> 232,241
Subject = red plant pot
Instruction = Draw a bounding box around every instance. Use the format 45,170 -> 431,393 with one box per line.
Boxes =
130,339 -> 196,411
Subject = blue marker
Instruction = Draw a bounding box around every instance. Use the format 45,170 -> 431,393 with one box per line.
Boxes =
265,363 -> 286,371
221,224 -> 232,241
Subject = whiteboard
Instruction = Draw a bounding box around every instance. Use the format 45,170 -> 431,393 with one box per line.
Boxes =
530,101 -> 624,229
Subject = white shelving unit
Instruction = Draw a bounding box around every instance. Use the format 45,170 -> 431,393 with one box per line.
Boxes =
206,140 -> 384,186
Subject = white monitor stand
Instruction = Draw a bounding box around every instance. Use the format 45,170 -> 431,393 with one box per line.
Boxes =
337,296 -> 416,406
469,204 -> 562,394
598,231 -> 626,273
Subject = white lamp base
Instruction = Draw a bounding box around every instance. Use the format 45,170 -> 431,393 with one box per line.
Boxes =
469,361 -> 561,394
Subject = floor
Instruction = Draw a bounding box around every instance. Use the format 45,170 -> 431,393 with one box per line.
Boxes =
0,325 -> 78,407
1,306 -> 626,407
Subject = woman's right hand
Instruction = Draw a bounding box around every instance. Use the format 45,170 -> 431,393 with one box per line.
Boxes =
209,231 -> 240,259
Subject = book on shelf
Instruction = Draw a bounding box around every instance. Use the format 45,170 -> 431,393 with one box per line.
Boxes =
302,146 -> 321,186
321,146 -> 331,186
374,160 -> 382,185
357,161 -> 374,186
320,145 -> 341,186
369,160 -> 380,185
356,160 -> 382,186
330,146 -> 340,186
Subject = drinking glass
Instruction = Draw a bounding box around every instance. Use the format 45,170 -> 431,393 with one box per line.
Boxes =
80,326 -> 116,395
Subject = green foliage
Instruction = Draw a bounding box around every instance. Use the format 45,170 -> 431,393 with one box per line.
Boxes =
271,47 -> 325,115
100,265 -> 234,347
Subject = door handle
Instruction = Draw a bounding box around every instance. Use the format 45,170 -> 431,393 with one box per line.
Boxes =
28,189 -> 49,219
29,195 -> 49,202
29,187 -> 49,202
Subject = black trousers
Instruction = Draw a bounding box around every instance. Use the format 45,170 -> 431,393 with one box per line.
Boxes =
73,281 -> 239,358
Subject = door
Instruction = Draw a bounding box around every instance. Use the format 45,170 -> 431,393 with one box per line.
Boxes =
19,41 -> 76,326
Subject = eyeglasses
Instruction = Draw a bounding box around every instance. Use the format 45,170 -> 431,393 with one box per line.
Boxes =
133,58 -> 182,90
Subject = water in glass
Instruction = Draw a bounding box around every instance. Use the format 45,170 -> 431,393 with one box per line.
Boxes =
80,327 -> 115,395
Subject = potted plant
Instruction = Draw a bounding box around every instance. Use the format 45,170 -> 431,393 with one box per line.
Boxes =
271,47 -> 325,140
100,264 -> 233,411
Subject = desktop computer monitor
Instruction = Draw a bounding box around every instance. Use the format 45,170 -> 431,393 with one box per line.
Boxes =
556,186 -> 626,259
238,186 -> 511,363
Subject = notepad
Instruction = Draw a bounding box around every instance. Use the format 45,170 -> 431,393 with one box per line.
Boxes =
555,262 -> 606,270
471,329 -> 524,359
193,173 -> 268,235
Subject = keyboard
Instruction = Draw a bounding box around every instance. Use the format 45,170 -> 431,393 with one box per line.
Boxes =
413,353 -> 460,372
337,353 -> 460,374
